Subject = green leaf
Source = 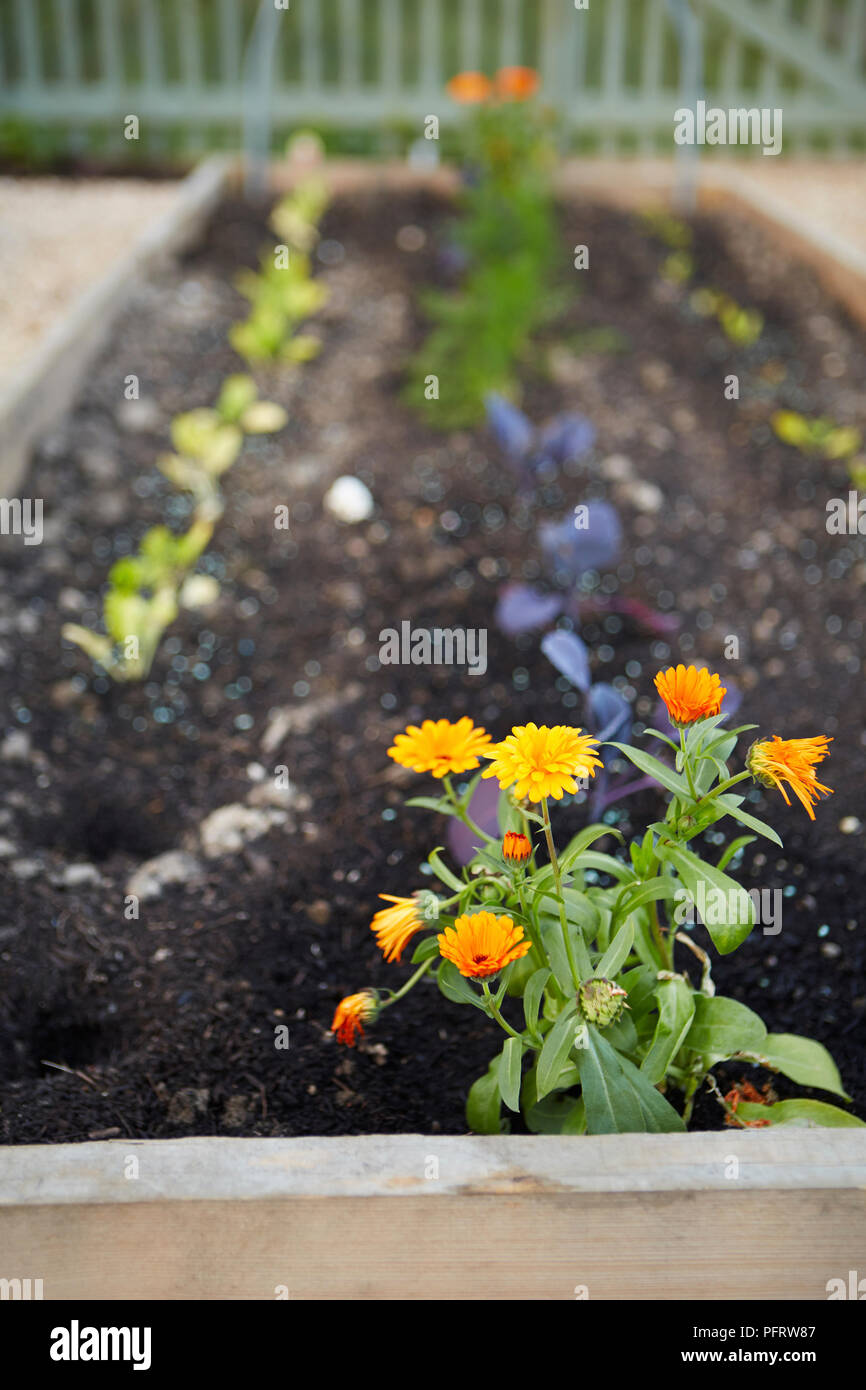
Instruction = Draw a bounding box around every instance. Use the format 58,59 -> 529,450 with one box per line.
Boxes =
685,994 -> 767,1063
640,977 -> 696,1085
523,967 -> 551,1037
571,851 -> 634,883
536,1002 -> 580,1101
610,878 -> 678,935
596,920 -> 634,980
437,959 -> 486,1011
425,848 -> 465,892
740,1034 -> 850,1101
410,934 -> 441,965
579,1029 -> 685,1133
658,843 -> 755,954
608,742 -> 692,799
405,794 -> 453,813
498,1036 -> 524,1113
735,1099 -> 865,1129
714,795 -> 783,848
466,1063 -> 503,1134
577,1028 -> 643,1133
717,835 -> 756,872
560,823 -> 624,873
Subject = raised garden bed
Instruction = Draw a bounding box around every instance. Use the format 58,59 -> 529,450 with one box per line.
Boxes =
0,176 -> 864,1153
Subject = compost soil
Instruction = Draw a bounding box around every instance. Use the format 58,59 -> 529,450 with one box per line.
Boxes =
0,186 -> 863,1142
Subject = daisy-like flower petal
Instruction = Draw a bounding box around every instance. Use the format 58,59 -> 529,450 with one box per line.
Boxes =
746,735 -> 833,820
494,66 -> 540,101
437,911 -> 531,979
446,71 -> 493,104
371,894 -> 423,964
331,990 -> 380,1047
654,664 -> 727,727
387,716 -> 492,778
482,722 -> 602,802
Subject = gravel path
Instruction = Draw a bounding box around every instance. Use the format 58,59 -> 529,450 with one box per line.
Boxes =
0,177 -> 181,390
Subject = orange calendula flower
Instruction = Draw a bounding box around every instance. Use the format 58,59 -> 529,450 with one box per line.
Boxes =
371,894 -> 423,964
502,831 -> 532,863
331,990 -> 380,1047
746,735 -> 833,820
387,716 -> 492,778
654,664 -> 727,727
494,65 -> 539,101
438,911 -> 531,979
447,70 -> 493,104
482,723 -> 602,801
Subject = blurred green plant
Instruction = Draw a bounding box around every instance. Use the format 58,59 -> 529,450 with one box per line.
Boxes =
691,287 -> 763,346
157,374 -> 288,519
62,519 -> 214,681
229,180 -> 330,366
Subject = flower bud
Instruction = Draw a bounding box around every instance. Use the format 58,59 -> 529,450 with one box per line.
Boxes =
503,831 -> 532,863
577,977 -> 628,1027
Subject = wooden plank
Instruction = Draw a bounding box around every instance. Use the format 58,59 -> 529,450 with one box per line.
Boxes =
339,0 -> 362,89
178,0 -> 203,91
419,0 -> 441,93
14,0 -> 42,88
2,1132 -> 864,1204
499,0 -> 521,67
380,0 -> 401,92
55,0 -> 83,85
459,0 -> 483,72
1,1190 -> 863,1300
300,0 -> 322,89
217,0 -> 242,85
137,0 -> 164,89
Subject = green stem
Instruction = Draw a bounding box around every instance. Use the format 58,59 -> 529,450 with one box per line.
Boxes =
695,769 -> 752,807
481,979 -> 525,1042
383,956 -> 435,1006
679,728 -> 698,802
443,775 -> 496,844
541,796 -> 588,987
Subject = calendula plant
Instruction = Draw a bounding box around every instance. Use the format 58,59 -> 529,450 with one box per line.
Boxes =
229,179 -> 330,367
406,67 -> 561,427
62,518 -> 214,681
331,665 -> 861,1136
158,374 -> 288,520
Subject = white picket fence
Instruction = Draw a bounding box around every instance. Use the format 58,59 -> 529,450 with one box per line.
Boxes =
0,0 -> 864,153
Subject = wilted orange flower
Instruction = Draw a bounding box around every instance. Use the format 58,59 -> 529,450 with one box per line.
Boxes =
387,716 -> 492,778
438,911 -> 531,979
447,71 -> 493,104
654,664 -> 727,727
724,1079 -> 775,1127
371,894 -> 423,963
494,66 -> 539,101
483,723 -> 602,801
747,735 -> 833,820
503,831 -> 532,863
331,990 -> 380,1047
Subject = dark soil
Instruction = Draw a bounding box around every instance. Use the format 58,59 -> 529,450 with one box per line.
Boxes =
0,186 -> 863,1142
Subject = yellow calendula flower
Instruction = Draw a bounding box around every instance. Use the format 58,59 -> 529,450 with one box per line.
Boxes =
438,911 -> 531,979
482,723 -> 602,802
747,736 -> 833,820
387,716 -> 492,778
331,990 -> 380,1047
654,664 -> 727,727
371,894 -> 423,964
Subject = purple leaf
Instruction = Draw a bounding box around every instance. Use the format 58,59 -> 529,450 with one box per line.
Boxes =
446,778 -> 500,866
539,500 -> 622,580
485,392 -> 534,463
537,413 -> 596,465
541,629 -> 592,693
495,583 -> 563,637
588,682 -> 632,743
